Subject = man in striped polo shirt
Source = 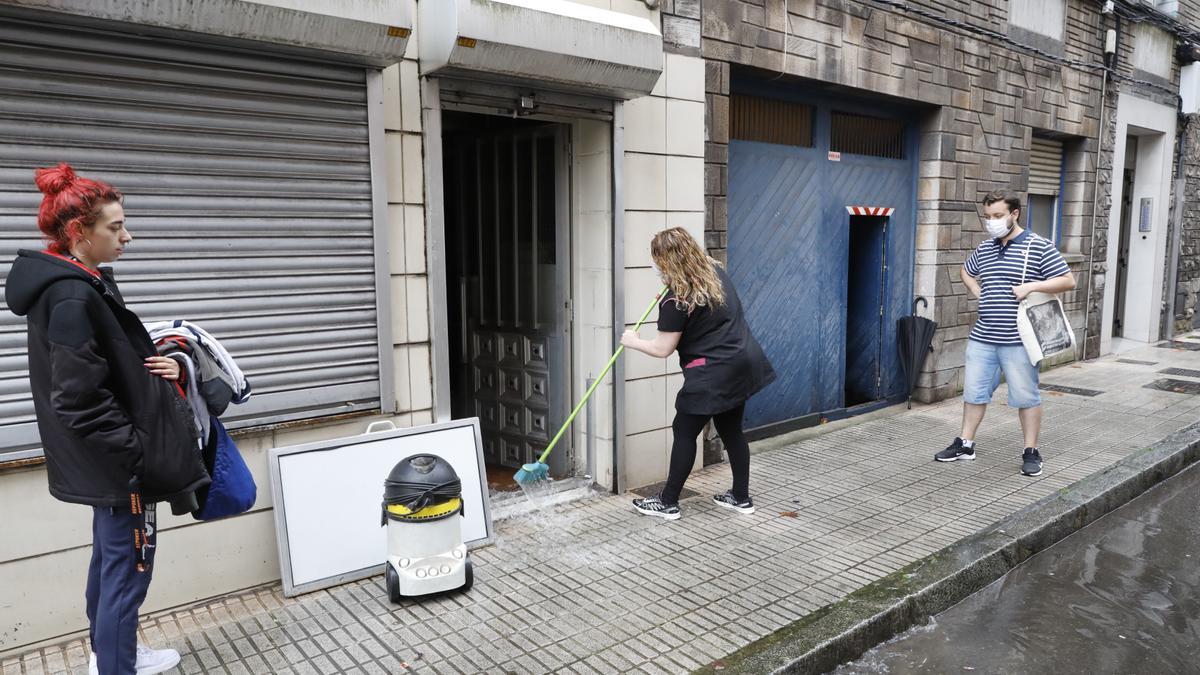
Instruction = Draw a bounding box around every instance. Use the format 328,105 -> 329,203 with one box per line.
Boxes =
935,190 -> 1075,476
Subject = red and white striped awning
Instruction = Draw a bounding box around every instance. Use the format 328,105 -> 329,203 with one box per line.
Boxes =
846,206 -> 894,216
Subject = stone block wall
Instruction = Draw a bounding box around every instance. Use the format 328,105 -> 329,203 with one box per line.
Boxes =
1171,0 -> 1200,334
682,0 -> 1196,403
1177,114 -> 1200,332
660,0 -> 703,56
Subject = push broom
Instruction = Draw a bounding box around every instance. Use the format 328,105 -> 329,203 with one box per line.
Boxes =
514,287 -> 667,485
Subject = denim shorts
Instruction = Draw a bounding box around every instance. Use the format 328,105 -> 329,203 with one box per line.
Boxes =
963,339 -> 1041,408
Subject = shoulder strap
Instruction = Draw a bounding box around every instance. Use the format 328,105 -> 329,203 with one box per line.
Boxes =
1020,236 -> 1033,284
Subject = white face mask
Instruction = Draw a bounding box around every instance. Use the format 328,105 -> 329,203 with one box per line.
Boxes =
984,215 -> 1013,239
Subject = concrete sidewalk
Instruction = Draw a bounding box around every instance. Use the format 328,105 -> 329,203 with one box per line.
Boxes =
7,336 -> 1200,675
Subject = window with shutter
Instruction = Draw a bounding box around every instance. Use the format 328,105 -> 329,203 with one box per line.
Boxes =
1028,136 -> 1064,243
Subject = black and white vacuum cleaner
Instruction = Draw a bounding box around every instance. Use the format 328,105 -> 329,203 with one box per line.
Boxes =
381,454 -> 473,602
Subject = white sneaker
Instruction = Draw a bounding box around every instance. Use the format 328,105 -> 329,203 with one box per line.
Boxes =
89,645 -> 181,674
135,645 -> 181,674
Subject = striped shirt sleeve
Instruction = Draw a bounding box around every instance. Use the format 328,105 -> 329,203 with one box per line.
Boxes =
1037,240 -> 1071,279
964,244 -> 983,277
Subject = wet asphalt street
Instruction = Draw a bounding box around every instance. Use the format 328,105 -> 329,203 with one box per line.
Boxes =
836,463 -> 1200,674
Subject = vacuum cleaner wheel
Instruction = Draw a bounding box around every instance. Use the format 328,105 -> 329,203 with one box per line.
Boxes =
385,563 -> 402,603
461,558 -> 474,593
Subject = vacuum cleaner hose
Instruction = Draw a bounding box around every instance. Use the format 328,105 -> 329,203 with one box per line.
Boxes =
382,478 -> 462,512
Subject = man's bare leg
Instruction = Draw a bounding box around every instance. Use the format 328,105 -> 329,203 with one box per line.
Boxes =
1018,406 -> 1042,448
960,402 -> 987,442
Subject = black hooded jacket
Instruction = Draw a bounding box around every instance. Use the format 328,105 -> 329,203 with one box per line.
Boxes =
4,249 -> 209,507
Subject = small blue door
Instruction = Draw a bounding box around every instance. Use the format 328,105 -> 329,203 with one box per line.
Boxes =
844,216 -> 888,406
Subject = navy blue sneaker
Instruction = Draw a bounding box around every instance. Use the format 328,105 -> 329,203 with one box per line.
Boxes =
1022,448 -> 1043,476
935,437 -> 976,462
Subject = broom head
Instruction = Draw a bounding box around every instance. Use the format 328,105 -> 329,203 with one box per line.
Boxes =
513,461 -> 550,484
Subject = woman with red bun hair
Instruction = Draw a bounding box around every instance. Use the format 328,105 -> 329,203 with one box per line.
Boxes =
4,164 -> 208,675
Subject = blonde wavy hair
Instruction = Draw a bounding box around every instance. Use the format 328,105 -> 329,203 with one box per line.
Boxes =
650,226 -> 725,309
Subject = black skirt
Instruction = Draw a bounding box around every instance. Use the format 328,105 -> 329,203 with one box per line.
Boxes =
674,336 -> 776,416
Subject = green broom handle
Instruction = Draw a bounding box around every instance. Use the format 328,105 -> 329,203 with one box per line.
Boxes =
534,286 -> 667,465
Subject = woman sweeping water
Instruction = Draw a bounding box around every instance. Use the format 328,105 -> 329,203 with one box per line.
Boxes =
4,163 -> 208,674
621,227 -> 775,520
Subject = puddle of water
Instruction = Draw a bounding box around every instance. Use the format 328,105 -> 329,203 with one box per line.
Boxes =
836,464 -> 1200,674
483,481 -> 630,573
515,477 -> 555,505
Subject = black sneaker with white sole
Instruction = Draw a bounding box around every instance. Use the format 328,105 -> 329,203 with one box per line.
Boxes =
712,491 -> 755,514
1022,447 -> 1043,476
632,495 -> 680,520
935,437 -> 976,462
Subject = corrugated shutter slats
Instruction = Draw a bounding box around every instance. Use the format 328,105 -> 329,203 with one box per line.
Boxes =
0,19 -> 381,454
730,94 -> 814,147
1030,137 -> 1064,196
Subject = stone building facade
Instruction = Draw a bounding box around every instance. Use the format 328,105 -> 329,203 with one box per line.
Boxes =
669,0 -> 1198,411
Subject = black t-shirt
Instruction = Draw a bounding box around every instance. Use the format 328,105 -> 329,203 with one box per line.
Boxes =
658,266 -> 745,369
656,264 -> 775,414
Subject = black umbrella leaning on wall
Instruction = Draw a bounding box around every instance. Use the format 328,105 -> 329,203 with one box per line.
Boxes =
897,296 -> 938,410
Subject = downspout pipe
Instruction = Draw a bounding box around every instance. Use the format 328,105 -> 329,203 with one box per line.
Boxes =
611,101 -> 626,495
1082,13 -> 1119,359
1081,69 -> 1108,359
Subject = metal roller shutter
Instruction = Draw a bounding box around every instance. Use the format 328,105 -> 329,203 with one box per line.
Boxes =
1029,137 -> 1064,196
0,18 -> 387,456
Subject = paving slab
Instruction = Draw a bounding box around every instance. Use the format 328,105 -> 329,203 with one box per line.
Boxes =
6,336 -> 1200,675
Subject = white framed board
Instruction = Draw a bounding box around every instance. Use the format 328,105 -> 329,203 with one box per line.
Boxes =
268,418 -> 494,597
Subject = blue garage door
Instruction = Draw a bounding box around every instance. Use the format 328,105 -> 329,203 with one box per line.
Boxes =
728,93 -> 917,430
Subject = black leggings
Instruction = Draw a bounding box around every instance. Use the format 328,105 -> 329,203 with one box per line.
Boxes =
660,402 -> 750,505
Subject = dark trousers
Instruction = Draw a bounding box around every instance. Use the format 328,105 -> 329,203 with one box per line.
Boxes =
87,503 -> 156,675
660,403 -> 750,505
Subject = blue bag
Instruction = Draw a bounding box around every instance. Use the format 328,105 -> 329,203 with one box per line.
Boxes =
194,417 -> 257,521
